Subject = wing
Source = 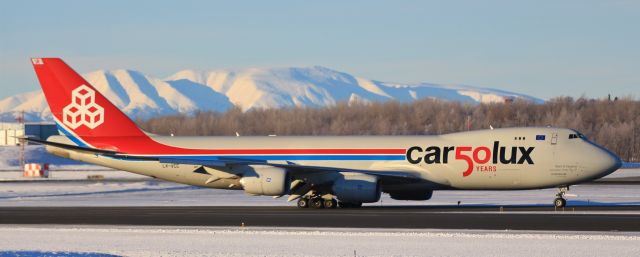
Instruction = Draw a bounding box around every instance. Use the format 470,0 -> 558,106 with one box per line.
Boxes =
157,156 -> 423,181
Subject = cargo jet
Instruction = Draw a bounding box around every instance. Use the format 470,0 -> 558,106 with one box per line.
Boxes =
26,58 -> 622,209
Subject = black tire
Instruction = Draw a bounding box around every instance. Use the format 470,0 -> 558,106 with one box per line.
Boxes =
554,198 -> 566,208
310,198 -> 324,209
297,198 -> 309,208
323,199 -> 337,209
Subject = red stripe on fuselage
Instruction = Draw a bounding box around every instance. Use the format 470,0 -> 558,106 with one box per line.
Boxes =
82,136 -> 405,155
154,148 -> 407,155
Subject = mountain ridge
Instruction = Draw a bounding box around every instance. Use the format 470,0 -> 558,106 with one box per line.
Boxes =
0,66 -> 542,121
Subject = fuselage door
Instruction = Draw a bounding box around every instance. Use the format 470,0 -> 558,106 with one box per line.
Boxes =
551,132 -> 558,145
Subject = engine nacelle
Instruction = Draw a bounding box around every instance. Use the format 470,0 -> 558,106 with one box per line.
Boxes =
239,165 -> 289,196
332,173 -> 381,203
388,190 -> 433,201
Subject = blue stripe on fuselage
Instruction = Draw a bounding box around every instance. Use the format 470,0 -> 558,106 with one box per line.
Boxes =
144,155 -> 406,161
55,123 -> 89,148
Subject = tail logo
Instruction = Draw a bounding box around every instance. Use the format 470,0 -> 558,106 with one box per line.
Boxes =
62,85 -> 104,129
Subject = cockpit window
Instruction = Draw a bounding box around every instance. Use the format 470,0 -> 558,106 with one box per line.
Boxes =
569,133 -> 587,140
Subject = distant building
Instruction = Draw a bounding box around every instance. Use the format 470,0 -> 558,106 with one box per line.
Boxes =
0,122 -> 58,146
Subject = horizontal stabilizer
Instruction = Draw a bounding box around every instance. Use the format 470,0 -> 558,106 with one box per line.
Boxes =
19,137 -> 119,155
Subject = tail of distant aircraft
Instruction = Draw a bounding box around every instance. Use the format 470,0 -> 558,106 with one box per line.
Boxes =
31,58 -> 146,139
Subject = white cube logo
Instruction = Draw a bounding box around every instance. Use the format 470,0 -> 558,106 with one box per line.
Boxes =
63,85 -> 104,129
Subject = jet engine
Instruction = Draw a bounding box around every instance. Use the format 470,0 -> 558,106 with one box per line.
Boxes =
332,173 -> 381,203
239,166 -> 289,196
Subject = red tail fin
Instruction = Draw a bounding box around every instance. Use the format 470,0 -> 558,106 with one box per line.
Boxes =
31,58 -> 145,138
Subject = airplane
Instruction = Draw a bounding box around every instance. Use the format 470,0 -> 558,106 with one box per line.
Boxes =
26,57 -> 622,209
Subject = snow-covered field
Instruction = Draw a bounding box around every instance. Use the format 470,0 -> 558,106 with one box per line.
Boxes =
0,170 -> 146,181
0,145 -> 85,168
0,226 -> 638,257
1,178 -> 639,208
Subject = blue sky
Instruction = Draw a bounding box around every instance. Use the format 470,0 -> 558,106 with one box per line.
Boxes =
1,0 -> 638,99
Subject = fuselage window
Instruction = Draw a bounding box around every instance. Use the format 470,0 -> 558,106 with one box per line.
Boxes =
569,134 -> 579,139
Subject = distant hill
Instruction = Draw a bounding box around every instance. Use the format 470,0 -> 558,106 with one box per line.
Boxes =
0,66 -> 542,121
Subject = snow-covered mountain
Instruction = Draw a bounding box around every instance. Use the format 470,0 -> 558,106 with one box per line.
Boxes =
0,66 -> 542,121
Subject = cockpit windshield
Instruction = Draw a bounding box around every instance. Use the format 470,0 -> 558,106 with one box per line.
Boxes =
569,132 -> 587,140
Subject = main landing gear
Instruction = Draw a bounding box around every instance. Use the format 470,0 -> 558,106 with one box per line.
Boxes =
296,195 -> 361,209
554,186 -> 569,208
297,196 -> 338,209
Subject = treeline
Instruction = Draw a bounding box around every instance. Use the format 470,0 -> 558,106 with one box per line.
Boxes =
138,97 -> 640,162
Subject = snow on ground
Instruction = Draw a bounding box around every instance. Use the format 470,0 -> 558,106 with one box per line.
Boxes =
0,226 -> 638,257
1,178 -> 639,207
0,170 -> 146,181
0,145 -> 84,168
602,168 -> 640,178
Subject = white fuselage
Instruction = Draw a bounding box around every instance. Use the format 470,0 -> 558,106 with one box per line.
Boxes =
45,127 -> 621,192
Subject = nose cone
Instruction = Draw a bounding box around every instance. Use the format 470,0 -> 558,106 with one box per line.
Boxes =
595,148 -> 622,177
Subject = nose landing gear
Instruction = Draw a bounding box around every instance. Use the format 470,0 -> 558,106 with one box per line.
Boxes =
554,186 -> 569,208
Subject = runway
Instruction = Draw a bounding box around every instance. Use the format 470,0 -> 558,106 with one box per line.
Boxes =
1,205 -> 639,231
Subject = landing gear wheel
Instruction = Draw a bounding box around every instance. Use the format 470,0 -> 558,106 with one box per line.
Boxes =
323,199 -> 337,209
554,198 -> 566,208
310,198 -> 324,209
554,186 -> 569,208
297,198 -> 309,208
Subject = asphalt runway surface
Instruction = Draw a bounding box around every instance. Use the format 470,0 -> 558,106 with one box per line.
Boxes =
1,205 -> 639,231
